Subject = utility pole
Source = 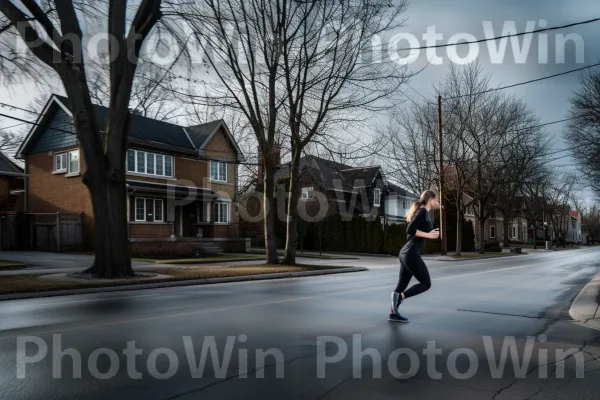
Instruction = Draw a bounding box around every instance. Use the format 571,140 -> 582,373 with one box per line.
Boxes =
437,95 -> 447,255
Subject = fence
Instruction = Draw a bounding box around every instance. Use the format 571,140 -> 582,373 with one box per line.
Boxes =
0,212 -> 83,251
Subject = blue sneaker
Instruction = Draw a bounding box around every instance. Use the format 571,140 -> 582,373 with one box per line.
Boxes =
388,312 -> 410,323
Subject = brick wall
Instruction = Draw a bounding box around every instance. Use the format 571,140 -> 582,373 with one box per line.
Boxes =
26,147 -> 94,247
0,177 -> 10,207
129,223 -> 173,238
26,121 -> 240,249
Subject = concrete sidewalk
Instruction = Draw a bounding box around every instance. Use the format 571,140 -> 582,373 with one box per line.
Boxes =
569,271 -> 600,330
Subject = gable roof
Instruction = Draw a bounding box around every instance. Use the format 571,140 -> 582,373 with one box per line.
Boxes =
0,151 -> 25,177
187,119 -> 244,161
17,95 -> 243,160
282,155 -> 384,192
386,182 -> 418,198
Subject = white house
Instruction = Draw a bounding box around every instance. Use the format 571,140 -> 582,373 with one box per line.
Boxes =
384,182 -> 418,224
567,210 -> 582,243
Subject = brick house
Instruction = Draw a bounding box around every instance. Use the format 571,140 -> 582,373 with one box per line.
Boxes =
16,94 -> 248,254
272,155 -> 387,220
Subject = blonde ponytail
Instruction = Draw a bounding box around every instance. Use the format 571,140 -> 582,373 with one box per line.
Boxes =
405,190 -> 437,222
405,201 -> 422,223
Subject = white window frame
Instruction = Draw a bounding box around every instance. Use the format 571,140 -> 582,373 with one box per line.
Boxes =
301,186 -> 313,200
67,149 -> 80,175
135,198 -> 146,222
133,197 -> 164,223
197,202 -> 211,223
54,152 -> 67,173
490,226 -> 496,239
153,199 -> 164,223
214,201 -> 230,224
127,149 -> 173,178
210,160 -> 228,183
374,188 -> 381,207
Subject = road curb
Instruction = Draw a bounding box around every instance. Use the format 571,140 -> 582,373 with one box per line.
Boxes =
426,254 -> 527,262
0,266 -> 368,301
569,271 -> 600,330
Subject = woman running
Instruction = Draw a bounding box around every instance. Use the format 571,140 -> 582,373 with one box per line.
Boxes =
389,190 -> 440,322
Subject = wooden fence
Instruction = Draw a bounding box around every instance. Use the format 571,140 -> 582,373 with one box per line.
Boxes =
0,212 -> 83,251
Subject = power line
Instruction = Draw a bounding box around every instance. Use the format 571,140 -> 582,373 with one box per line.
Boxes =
0,122 -> 29,130
0,102 -> 39,115
445,63 -> 600,100
396,17 -> 600,52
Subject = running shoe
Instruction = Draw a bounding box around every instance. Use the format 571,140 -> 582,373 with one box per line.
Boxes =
388,312 -> 410,323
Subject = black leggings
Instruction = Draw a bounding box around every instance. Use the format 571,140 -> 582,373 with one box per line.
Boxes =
394,252 -> 432,299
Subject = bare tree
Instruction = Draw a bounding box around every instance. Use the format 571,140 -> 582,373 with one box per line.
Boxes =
581,202 -> 600,244
547,173 -> 578,247
0,0 -> 172,277
565,67 -> 600,196
447,65 -> 537,254
380,105 -> 439,196
279,0 -> 409,264
180,0 -> 291,264
520,166 -> 552,249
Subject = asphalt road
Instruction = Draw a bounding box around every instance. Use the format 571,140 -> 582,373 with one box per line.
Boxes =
1,248 -> 600,399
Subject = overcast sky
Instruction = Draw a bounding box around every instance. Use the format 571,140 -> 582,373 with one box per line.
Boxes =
1,0 -> 599,198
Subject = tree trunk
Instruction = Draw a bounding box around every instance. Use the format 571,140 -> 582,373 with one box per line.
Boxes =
282,148 -> 301,265
455,209 -> 463,256
83,172 -> 133,278
478,201 -> 485,254
262,162 -> 279,264
503,216 -> 510,248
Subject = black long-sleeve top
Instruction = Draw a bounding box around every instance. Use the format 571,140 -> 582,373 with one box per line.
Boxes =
400,207 -> 433,255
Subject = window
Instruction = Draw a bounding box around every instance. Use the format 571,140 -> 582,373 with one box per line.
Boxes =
127,150 -> 173,177
374,188 -> 381,207
54,150 -> 79,174
135,198 -> 146,222
68,150 -> 80,175
146,153 -> 155,175
403,200 -> 407,209
214,201 -> 229,223
54,153 -> 67,172
133,197 -> 164,222
490,226 -> 496,239
197,203 -> 210,223
210,161 -> 227,182
512,226 -> 516,239
301,187 -> 313,199
154,199 -> 163,222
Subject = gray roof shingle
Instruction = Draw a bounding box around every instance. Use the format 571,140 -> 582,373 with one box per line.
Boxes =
55,95 -> 195,151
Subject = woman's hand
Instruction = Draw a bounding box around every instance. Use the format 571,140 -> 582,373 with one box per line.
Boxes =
428,228 -> 440,240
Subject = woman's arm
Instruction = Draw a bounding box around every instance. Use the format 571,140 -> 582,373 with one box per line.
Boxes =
415,228 -> 439,239
407,208 -> 439,239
